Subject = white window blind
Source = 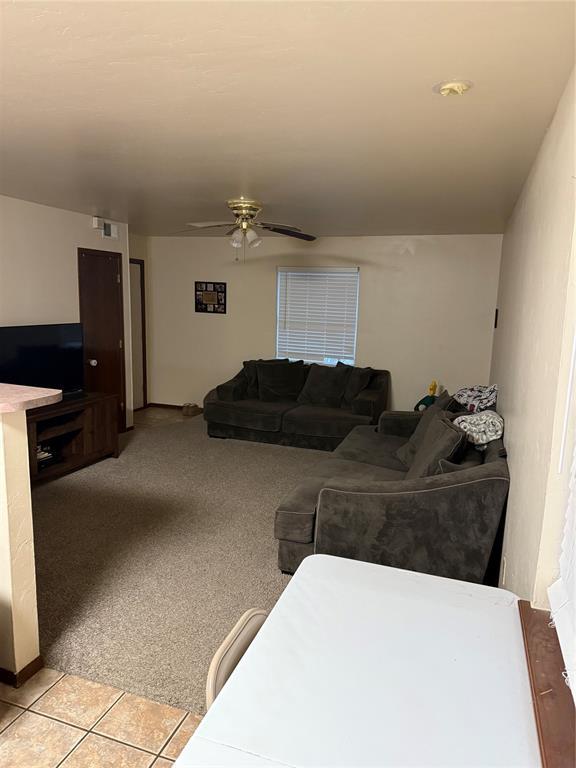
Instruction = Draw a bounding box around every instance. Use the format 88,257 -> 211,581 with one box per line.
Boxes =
276,267 -> 359,365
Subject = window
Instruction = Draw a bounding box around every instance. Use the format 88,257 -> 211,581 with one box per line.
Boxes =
276,267 -> 359,365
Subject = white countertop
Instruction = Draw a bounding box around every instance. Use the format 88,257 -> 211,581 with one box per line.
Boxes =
177,555 -> 540,767
0,383 -> 62,413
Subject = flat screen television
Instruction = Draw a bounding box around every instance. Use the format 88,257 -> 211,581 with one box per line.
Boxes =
0,323 -> 84,395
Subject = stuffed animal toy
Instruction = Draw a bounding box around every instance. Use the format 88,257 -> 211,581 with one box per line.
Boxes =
414,380 -> 439,411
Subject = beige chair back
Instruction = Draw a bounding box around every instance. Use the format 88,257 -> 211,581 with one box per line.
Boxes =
206,608 -> 268,710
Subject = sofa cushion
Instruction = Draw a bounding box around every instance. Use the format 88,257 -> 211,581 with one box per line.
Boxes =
257,360 -> 306,402
243,358 -> 288,398
334,425 -> 408,471
216,370 -> 247,402
337,363 -> 374,405
283,405 -> 371,438
297,364 -> 350,407
436,455 -> 482,475
436,445 -> 484,475
318,458 -> 406,483
203,398 -> 296,432
394,396 -> 452,467
434,390 -> 452,408
406,414 -> 467,479
274,458 -> 405,543
483,438 -> 507,462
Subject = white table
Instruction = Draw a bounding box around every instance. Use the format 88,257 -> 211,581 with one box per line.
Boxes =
176,555 -> 541,767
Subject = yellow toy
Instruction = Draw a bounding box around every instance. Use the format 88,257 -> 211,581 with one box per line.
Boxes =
414,380 -> 440,411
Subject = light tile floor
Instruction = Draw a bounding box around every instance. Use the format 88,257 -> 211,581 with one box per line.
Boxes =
0,669 -> 202,767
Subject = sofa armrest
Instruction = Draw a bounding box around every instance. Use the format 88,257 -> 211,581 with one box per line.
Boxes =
377,410 -> 422,437
314,464 -> 509,583
216,370 -> 247,402
351,389 -> 387,423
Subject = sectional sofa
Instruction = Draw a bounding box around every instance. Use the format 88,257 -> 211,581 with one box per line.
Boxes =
274,395 -> 509,584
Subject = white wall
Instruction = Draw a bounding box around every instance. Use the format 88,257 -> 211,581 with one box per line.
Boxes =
0,196 -> 134,426
129,233 -> 148,264
130,262 -> 145,410
146,234 -> 502,410
128,233 -> 149,410
491,72 -> 575,605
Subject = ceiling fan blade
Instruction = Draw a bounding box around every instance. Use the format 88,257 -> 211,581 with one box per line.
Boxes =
257,222 -> 302,232
166,225 -> 238,236
166,228 -> 212,235
185,221 -> 233,229
259,225 -> 316,242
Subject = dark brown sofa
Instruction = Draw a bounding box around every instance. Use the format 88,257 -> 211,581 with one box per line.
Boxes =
274,398 -> 509,584
204,360 -> 391,451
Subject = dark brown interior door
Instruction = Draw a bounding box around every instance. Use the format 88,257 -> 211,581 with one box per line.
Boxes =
78,248 -> 126,430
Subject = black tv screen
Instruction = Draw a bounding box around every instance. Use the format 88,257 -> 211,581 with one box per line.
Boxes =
0,323 -> 84,394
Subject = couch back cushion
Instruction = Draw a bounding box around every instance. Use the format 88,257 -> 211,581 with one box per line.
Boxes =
436,445 -> 484,475
394,393 -> 451,467
483,437 -> 507,462
406,414 -> 467,479
243,359 -> 288,398
434,390 -> 452,409
336,363 -> 374,405
257,360 -> 306,402
297,363 -> 351,408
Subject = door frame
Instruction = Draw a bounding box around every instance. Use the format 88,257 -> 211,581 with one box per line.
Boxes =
129,257 -> 148,409
77,247 -> 127,431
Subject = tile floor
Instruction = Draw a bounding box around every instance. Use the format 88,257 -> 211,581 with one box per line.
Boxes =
0,669 -> 202,767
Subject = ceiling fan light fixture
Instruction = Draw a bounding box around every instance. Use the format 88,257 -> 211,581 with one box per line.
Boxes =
245,228 -> 262,248
185,198 -> 316,249
230,228 -> 244,248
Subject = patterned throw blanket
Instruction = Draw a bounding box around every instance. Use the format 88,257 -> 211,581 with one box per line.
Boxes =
453,384 -> 498,413
454,410 -> 504,447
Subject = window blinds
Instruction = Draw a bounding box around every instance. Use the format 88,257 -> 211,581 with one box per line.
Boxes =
276,267 -> 359,364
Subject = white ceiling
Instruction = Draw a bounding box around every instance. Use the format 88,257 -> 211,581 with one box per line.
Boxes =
0,1 -> 573,236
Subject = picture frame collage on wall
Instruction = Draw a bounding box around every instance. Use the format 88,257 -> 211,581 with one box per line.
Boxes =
195,281 -> 227,314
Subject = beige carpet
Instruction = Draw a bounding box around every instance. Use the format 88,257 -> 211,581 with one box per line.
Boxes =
32,417 -> 322,713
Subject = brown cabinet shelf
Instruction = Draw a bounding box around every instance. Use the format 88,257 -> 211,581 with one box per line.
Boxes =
27,392 -> 119,483
37,423 -> 83,441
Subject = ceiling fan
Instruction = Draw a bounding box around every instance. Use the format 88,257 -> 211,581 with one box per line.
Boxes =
181,198 -> 316,249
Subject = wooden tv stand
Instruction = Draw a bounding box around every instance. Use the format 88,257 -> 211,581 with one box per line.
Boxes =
26,392 -> 119,483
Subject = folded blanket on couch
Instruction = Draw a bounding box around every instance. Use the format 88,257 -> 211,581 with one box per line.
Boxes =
453,384 -> 498,412
454,410 -> 504,448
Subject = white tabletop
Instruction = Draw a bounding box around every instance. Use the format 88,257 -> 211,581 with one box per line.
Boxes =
176,736 -> 282,765
177,555 -> 540,767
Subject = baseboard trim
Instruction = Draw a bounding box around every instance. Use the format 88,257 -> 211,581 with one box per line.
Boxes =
145,403 -> 204,415
146,402 -> 183,410
0,655 -> 43,688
